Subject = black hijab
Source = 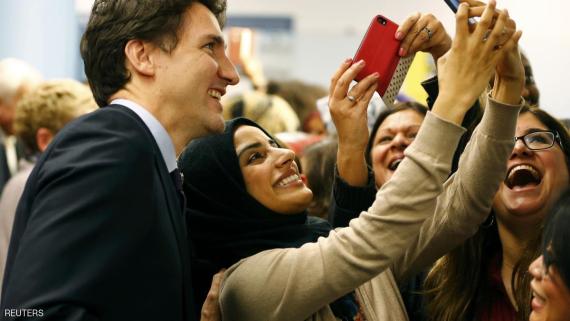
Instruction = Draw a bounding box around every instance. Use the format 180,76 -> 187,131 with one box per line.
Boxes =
179,118 -> 357,320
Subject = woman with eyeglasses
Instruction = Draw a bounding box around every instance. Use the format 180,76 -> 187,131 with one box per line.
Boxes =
424,105 -> 570,321
528,189 -> 570,321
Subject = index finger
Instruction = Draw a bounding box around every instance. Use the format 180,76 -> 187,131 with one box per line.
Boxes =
331,60 -> 366,100
329,58 -> 354,98
455,2 -> 470,40
396,12 -> 421,40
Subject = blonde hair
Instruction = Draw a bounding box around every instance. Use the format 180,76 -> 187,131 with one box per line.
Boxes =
0,58 -> 43,103
14,79 -> 96,153
223,91 -> 300,135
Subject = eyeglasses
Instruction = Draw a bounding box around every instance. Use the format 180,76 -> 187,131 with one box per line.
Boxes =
514,130 -> 562,151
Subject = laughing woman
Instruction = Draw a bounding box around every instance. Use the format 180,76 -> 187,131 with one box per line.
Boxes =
181,3 -> 522,321
424,106 -> 570,321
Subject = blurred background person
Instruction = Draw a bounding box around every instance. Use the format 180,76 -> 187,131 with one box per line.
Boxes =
266,79 -> 327,135
0,58 -> 42,193
521,51 -> 540,107
299,138 -> 338,219
222,90 -> 300,135
0,79 -> 96,293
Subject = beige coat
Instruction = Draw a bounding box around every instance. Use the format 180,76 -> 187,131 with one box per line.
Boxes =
219,99 -> 522,321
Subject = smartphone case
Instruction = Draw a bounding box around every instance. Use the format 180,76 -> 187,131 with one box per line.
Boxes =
353,15 -> 414,107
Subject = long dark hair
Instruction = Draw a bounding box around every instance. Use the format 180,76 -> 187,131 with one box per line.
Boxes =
424,106 -> 570,321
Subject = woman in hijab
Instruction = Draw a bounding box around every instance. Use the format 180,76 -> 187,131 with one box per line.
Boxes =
180,3 -> 522,321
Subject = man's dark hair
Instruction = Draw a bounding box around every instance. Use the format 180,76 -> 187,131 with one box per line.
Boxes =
80,0 -> 227,107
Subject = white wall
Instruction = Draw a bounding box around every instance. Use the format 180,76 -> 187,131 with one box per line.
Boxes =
27,0 -> 570,118
227,0 -> 570,118
0,0 -> 80,79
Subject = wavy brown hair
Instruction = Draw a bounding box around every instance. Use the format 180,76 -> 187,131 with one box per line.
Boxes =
423,106 -> 570,321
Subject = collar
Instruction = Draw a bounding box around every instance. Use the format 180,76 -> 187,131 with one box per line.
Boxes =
110,99 -> 177,173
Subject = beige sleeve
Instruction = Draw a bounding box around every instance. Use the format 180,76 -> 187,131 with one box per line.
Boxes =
391,96 -> 522,281
220,112 -> 465,321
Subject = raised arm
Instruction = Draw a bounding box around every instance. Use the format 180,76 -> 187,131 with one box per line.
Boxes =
219,3 -> 514,320
329,13 -> 453,228
391,1 -> 526,280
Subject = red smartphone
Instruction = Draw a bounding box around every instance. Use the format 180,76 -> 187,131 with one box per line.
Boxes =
353,15 -> 401,97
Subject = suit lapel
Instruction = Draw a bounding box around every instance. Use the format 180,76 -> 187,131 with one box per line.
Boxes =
156,158 -> 194,320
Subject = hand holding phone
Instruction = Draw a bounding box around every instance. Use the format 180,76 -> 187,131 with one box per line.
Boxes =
353,15 -> 414,106
396,12 -> 452,62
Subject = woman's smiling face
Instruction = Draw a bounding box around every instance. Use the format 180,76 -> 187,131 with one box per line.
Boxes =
493,112 -> 569,227
234,125 -> 313,214
370,109 -> 425,187
529,254 -> 570,321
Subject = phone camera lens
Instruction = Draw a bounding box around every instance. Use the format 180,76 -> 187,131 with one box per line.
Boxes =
377,17 -> 387,25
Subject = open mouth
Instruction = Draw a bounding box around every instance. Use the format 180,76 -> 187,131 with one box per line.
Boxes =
208,89 -> 222,100
505,164 -> 542,189
531,290 -> 546,309
277,174 -> 300,187
388,157 -> 404,171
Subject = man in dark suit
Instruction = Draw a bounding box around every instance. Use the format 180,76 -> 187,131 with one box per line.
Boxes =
0,0 -> 238,320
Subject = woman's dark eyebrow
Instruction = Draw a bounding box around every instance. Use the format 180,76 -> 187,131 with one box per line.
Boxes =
237,142 -> 262,159
378,124 -> 421,133
523,127 -> 549,135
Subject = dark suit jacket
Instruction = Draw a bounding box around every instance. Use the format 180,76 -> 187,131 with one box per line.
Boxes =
0,136 -> 26,194
0,142 -> 9,193
1,105 -> 196,321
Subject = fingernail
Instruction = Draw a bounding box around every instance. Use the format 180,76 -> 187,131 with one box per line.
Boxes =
399,47 -> 406,56
395,31 -> 403,40
345,57 -> 353,64
356,59 -> 365,66
372,72 -> 379,78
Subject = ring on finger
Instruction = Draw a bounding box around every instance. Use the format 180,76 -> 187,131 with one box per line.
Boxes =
422,27 -> 433,41
482,30 -> 491,42
347,95 -> 356,102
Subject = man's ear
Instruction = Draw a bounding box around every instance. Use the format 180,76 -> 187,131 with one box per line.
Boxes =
36,127 -> 54,153
124,39 -> 157,77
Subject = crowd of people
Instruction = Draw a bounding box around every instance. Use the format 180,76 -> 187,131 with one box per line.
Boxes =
0,0 -> 569,320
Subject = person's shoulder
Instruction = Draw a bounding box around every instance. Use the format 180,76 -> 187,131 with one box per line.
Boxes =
52,105 -> 154,152
35,105 -> 157,174
66,104 -> 148,136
